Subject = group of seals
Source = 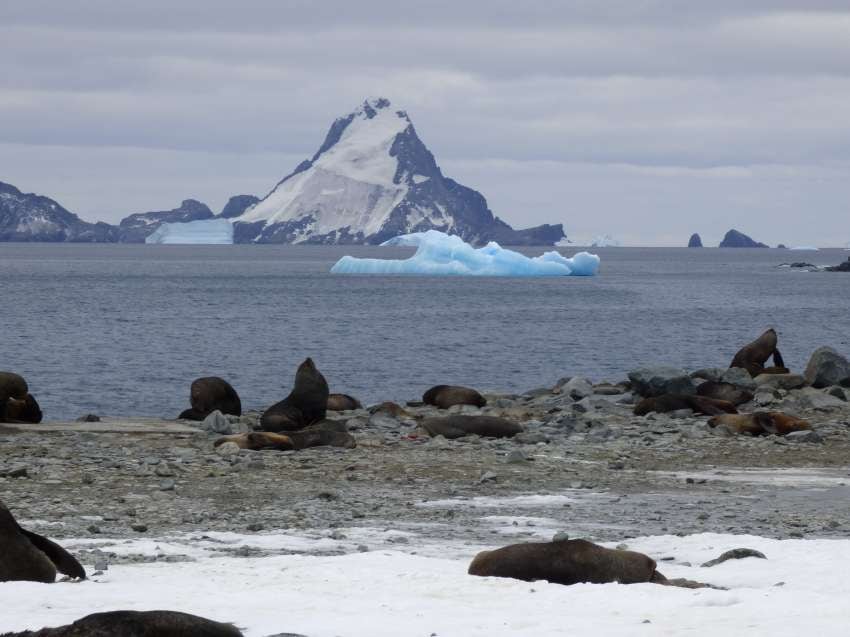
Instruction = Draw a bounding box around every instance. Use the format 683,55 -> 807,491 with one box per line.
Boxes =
1,611 -> 242,637
709,412 -> 812,436
0,500 -> 85,583
730,328 -> 788,377
0,372 -> 42,424
178,377 -> 242,421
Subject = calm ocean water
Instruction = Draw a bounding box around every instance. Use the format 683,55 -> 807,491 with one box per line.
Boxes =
1,244 -> 848,421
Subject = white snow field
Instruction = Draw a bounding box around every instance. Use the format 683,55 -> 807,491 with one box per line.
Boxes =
332,230 -> 600,276
3,530 -> 849,636
145,218 -> 234,244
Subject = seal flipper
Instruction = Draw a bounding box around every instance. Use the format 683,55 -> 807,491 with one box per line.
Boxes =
21,529 -> 86,580
772,349 -> 785,369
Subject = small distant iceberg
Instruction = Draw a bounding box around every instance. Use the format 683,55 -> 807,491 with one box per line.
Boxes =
331,230 -> 600,276
145,218 -> 234,244
590,234 -> 621,247
789,246 -> 819,251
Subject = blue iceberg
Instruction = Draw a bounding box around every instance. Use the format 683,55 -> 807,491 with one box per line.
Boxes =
331,230 -> 600,276
145,218 -> 234,244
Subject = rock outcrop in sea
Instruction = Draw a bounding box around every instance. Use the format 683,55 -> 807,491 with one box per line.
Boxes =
231,98 -> 565,246
719,229 -> 768,248
118,199 -> 215,243
687,233 -> 703,248
0,181 -> 116,242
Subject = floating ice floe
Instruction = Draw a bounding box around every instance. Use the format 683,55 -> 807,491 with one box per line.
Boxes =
331,230 -> 599,276
145,218 -> 234,244
590,234 -> 622,247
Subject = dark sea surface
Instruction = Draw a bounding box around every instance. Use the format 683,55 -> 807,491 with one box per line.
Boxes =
1,243 -> 849,421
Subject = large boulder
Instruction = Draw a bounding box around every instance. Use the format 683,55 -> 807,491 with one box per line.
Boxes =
627,366 -> 696,397
804,347 -> 850,388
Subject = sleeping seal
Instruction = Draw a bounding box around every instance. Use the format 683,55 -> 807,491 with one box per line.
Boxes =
696,381 -> 753,406
633,394 -> 738,416
422,385 -> 486,409
0,500 -> 86,583
469,538 -> 660,586
709,411 -> 812,436
0,610 -> 243,637
178,377 -> 241,421
215,419 -> 355,451
420,415 -> 522,439
261,358 -> 329,432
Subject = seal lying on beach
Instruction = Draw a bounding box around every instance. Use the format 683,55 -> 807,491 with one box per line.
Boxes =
633,394 -> 738,416
469,538 -> 662,586
0,610 -> 243,637
368,401 -> 410,418
708,411 -> 812,436
730,328 -> 788,377
0,394 -> 43,424
327,393 -> 362,411
423,385 -> 486,409
178,377 -> 242,420
215,419 -> 356,451
696,381 -> 754,406
420,415 -> 522,439
261,358 -> 329,432
0,500 -> 86,583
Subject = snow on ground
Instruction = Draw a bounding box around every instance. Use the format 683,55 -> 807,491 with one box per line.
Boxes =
654,468 -> 850,487
334,230 -> 600,276
3,530 -> 850,636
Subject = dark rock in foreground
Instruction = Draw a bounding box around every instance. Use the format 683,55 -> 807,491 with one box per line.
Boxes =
825,257 -> 850,272
805,347 -> 850,388
0,182 -> 116,242
719,229 -> 768,248
687,233 -> 703,248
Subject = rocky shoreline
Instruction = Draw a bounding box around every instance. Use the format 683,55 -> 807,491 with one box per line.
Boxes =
3,357 -> 850,571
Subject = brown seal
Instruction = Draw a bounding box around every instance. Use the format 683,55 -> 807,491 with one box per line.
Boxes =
216,419 -> 355,451
0,372 -> 28,400
709,411 -> 812,436
327,393 -> 362,411
178,377 -> 242,421
368,401 -> 410,418
0,610 -> 243,637
420,415 -> 522,439
469,538 -> 660,586
730,328 -> 787,377
695,381 -> 754,406
0,394 -> 43,424
261,358 -> 330,432
0,499 -> 86,583
422,385 -> 486,409
633,394 -> 738,416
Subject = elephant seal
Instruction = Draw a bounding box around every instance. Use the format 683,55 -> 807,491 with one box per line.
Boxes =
696,381 -> 754,406
178,377 -> 241,420
0,372 -> 28,400
423,385 -> 486,409
216,419 -> 355,451
730,328 -> 787,377
633,394 -> 738,416
261,358 -> 329,432
469,539 -> 660,586
420,415 -> 522,439
0,500 -> 86,583
709,411 -> 812,436
327,393 -> 362,411
0,610 -> 242,637
0,394 -> 43,424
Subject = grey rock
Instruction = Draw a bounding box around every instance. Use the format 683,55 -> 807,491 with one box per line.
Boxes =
628,366 -> 696,397
754,374 -> 805,391
691,368 -> 725,382
514,432 -> 550,445
804,347 -> 850,388
505,450 -> 527,464
562,377 -> 593,400
795,387 -> 847,411
200,410 -> 232,434
701,548 -> 766,567
478,470 -> 498,483
215,441 -> 241,457
827,386 -> 848,401
552,531 -> 570,542
784,430 -> 824,444
720,367 -> 758,390
159,479 -> 176,491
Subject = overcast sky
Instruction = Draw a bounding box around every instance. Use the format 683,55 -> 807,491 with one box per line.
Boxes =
1,1 -> 849,246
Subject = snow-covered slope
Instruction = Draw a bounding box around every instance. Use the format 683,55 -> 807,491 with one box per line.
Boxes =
234,98 -> 564,245
0,181 -> 116,242
145,218 -> 233,244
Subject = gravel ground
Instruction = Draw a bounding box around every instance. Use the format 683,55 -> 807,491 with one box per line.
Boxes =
2,380 -> 850,566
